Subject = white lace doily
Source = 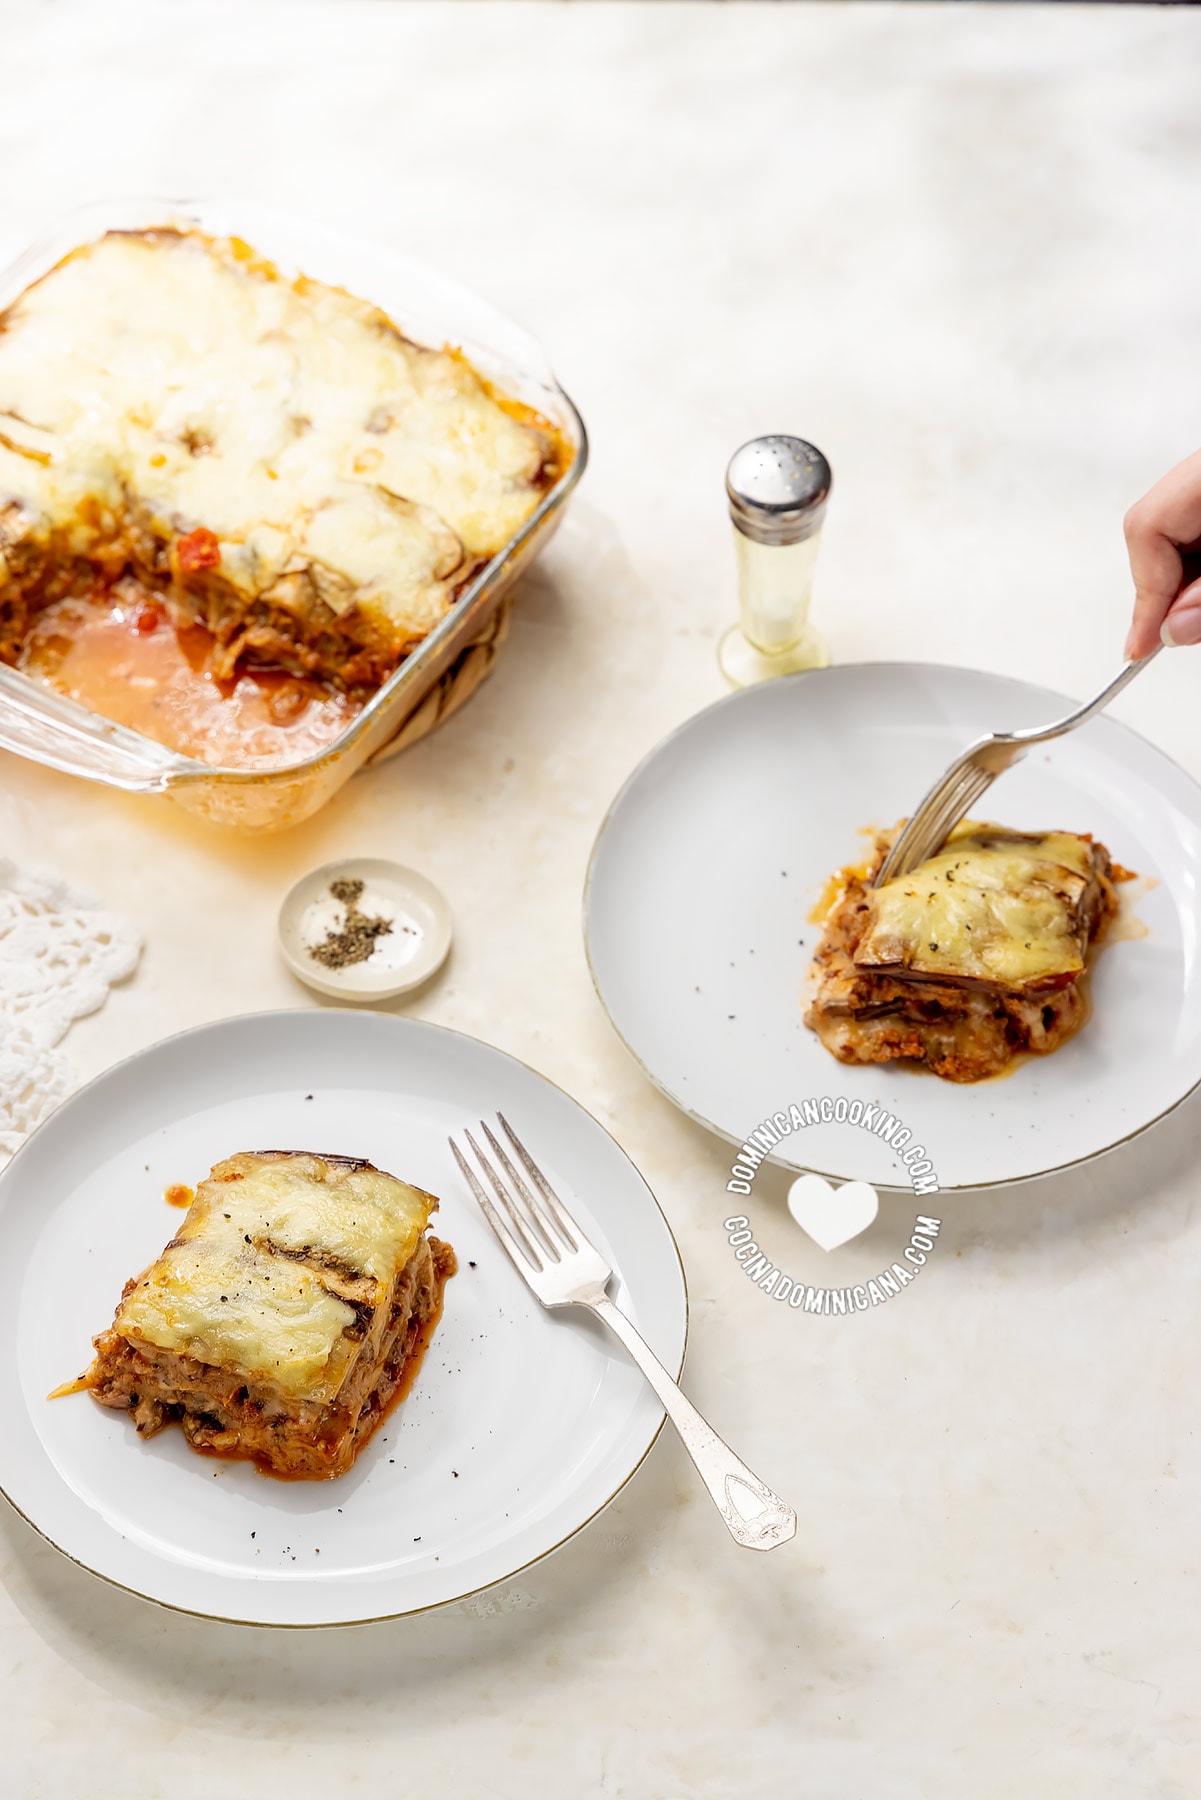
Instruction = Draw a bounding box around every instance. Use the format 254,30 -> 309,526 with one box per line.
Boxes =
0,859 -> 141,1158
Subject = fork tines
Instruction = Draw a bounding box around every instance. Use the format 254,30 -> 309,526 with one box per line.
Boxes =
450,1113 -> 580,1273
873,756 -> 997,886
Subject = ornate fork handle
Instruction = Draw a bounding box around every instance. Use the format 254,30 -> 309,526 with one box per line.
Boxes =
591,1295 -> 797,1551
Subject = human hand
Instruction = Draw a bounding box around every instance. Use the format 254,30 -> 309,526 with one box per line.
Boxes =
1124,448 -> 1201,657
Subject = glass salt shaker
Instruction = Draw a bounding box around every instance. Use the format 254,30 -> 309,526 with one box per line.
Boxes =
718,435 -> 831,687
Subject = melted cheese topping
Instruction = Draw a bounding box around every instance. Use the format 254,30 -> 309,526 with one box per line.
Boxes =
178,1152 -> 433,1286
857,825 -> 1097,988
0,230 -> 550,648
113,1151 -> 436,1401
115,1238 -> 357,1402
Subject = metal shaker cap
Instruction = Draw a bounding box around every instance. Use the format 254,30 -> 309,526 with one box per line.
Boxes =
726,436 -> 831,546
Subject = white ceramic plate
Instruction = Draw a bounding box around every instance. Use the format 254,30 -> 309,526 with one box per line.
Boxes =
585,662 -> 1201,1191
0,1012 -> 686,1626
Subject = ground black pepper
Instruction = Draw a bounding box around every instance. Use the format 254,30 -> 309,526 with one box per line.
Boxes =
310,878 -> 393,970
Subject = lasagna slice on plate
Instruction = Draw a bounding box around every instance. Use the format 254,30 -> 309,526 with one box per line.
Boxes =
78,1150 -> 455,1479
805,823 -> 1119,1083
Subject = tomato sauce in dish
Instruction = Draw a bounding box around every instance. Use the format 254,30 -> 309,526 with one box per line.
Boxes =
20,581 -> 361,770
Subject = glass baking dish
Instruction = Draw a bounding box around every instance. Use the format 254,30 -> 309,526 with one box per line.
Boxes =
0,199 -> 586,830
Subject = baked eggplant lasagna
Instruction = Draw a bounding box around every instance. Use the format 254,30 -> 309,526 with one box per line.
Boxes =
76,1151 -> 455,1480
0,229 -> 565,700
805,823 -> 1120,1083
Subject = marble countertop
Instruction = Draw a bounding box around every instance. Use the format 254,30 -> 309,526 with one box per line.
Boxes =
3,2 -> 1201,1794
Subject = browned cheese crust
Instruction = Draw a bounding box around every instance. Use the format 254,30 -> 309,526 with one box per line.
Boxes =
0,230 -> 569,697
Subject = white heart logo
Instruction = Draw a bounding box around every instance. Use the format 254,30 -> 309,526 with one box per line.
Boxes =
786,1174 -> 879,1252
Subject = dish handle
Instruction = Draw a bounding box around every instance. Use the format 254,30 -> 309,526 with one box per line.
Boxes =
0,664 -> 198,792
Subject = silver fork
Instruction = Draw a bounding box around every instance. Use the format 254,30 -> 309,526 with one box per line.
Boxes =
450,1115 -> 797,1552
874,648 -> 1161,887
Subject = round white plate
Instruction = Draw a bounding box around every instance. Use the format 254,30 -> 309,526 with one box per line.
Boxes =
585,662 -> 1201,1191
278,858 -> 452,1000
0,1011 -> 685,1626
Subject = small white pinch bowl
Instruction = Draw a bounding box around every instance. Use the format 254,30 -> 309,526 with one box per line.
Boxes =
278,857 -> 452,1001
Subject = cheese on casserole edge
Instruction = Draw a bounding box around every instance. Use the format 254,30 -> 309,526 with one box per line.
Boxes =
113,1153 -> 435,1402
0,231 -> 548,647
857,825 -> 1098,989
